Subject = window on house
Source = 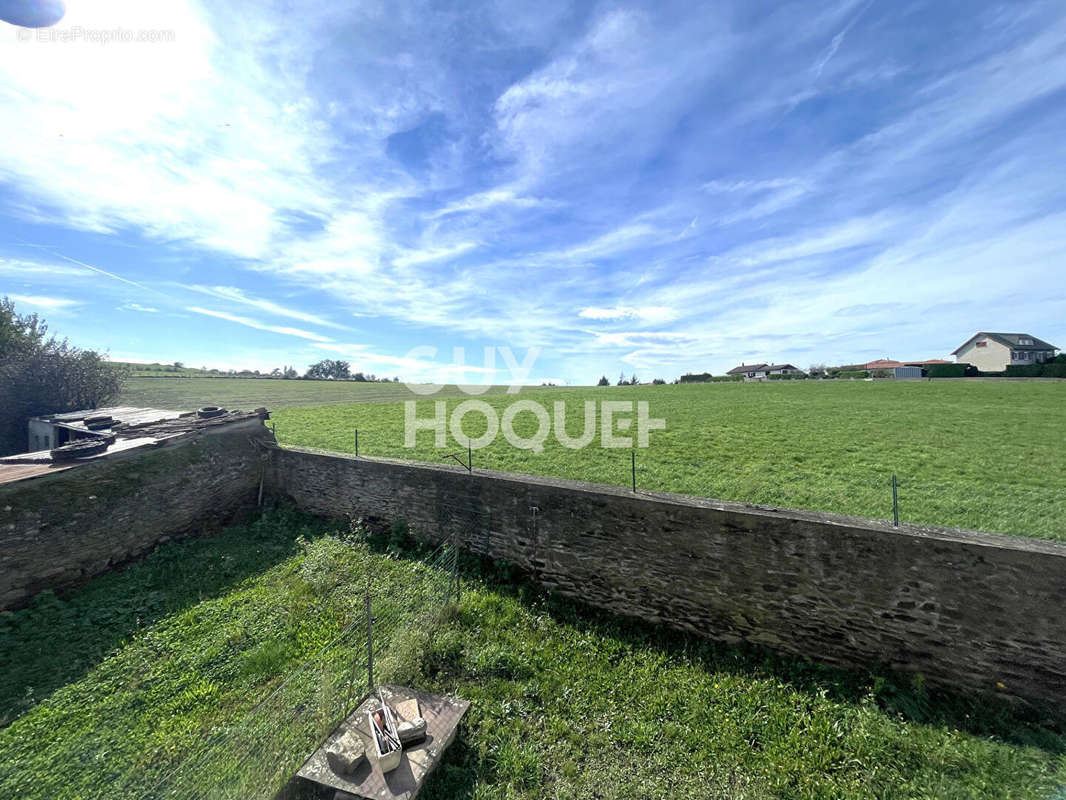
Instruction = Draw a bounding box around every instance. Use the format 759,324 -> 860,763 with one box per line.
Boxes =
1020,338 -> 1033,345
975,341 -> 986,347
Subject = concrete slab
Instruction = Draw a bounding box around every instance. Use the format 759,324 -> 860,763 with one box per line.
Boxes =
291,685 -> 468,800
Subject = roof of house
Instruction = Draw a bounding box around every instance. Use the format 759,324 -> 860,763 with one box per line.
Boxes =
765,364 -> 802,372
952,332 -> 1059,355
726,363 -> 768,374
864,359 -> 904,369
903,359 -> 953,366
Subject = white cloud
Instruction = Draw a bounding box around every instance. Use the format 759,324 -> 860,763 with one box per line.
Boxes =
0,258 -> 89,277
578,306 -> 677,323
186,307 -> 334,342
10,295 -> 80,309
182,285 -> 348,330
430,188 -> 542,218
392,241 -> 478,268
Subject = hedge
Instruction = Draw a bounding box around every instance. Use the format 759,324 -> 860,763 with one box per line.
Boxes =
1005,362 -> 1066,378
926,364 -> 975,378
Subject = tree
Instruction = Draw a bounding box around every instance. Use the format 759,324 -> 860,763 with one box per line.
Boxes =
305,359 -> 350,380
0,297 -> 126,456
597,375 -> 610,386
617,372 -> 627,386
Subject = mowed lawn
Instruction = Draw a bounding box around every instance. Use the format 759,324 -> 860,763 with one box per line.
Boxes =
271,380 -> 1066,541
2,510 -> 1063,800
116,376 -> 511,411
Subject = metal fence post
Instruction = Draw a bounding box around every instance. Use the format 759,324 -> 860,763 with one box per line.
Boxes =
468,442 -> 472,474
631,449 -> 636,492
892,474 -> 899,527
451,530 -> 460,604
354,429 -> 359,457
365,590 -> 374,694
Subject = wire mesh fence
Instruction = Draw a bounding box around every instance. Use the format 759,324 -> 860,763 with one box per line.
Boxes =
273,427 -> 1064,540
141,538 -> 459,800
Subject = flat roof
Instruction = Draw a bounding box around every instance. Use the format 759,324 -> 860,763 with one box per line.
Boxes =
1,410 -> 269,486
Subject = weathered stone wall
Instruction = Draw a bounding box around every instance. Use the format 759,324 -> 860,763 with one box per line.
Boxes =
0,419 -> 272,610
269,448 -> 1066,710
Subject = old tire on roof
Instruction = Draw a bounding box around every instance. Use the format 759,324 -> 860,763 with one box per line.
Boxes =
197,406 -> 226,419
83,414 -> 113,430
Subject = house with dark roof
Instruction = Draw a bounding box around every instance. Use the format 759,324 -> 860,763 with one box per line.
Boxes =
952,332 -> 1059,372
726,363 -> 805,381
766,363 -> 804,376
726,363 -> 767,380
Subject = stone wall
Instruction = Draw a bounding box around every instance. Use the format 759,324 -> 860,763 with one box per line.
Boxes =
0,419 -> 272,610
269,447 -> 1066,710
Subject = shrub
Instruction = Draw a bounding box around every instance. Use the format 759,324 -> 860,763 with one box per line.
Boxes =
1005,362 -> 1066,378
0,298 -> 126,456
926,363 -> 973,378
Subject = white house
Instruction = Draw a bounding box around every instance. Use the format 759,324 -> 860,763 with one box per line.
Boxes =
726,363 -> 805,381
951,332 -> 1059,372
766,364 -> 804,376
726,363 -> 769,380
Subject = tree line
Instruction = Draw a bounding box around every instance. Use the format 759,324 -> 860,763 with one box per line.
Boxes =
0,297 -> 125,456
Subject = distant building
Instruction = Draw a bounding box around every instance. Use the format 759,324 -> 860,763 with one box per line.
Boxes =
726,363 -> 805,381
863,359 -> 904,370
893,366 -> 923,379
951,332 -> 1059,372
726,363 -> 769,380
766,364 -> 804,376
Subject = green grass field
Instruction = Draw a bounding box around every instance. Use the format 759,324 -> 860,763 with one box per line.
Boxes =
2,509 -> 1062,800
268,381 -> 1066,541
117,375 -> 510,411
0,509 -> 454,799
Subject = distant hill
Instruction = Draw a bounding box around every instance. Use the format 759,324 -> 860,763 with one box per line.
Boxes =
114,362 -> 268,378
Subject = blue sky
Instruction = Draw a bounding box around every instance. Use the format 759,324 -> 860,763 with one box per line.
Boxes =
1,0 -> 1065,384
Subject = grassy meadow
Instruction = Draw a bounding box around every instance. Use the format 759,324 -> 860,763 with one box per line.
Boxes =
269,380 -> 1066,541
116,375 -> 510,411
0,509 -> 454,799
1,509 -> 1063,800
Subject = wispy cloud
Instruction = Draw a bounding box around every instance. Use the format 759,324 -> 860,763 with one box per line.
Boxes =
10,295 -> 80,309
182,285 -> 348,330
186,307 -> 334,343
0,0 -> 1064,380
579,306 -> 677,323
